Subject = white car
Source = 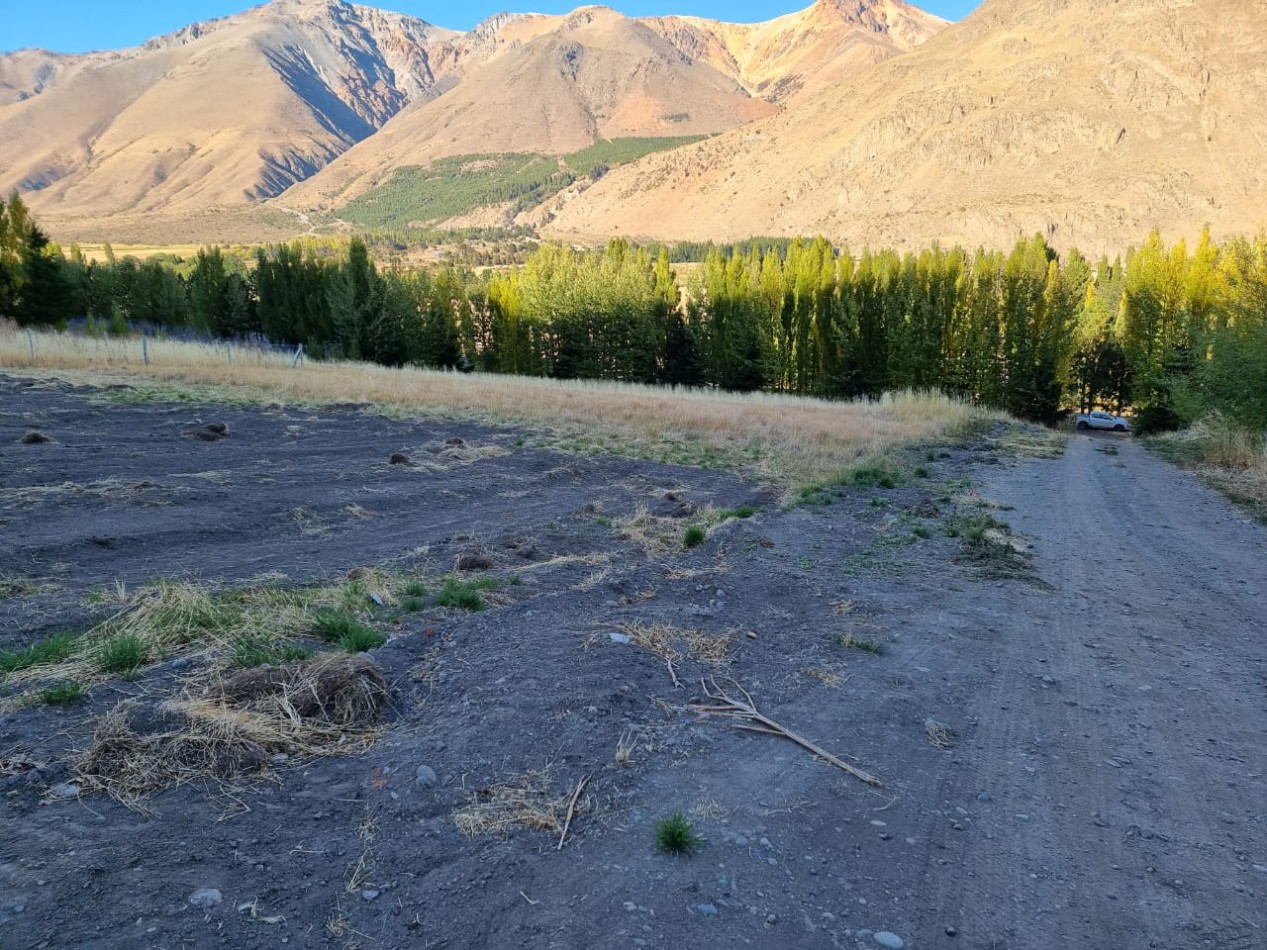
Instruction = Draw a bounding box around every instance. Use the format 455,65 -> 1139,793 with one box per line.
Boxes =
1075,411 -> 1131,432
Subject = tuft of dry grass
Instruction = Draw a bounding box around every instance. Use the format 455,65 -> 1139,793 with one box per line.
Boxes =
615,622 -> 731,666
1,326 -> 998,491
453,769 -> 574,837
1151,415 -> 1267,522
73,654 -> 387,809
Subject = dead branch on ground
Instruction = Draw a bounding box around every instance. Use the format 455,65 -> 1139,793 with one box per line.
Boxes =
690,678 -> 881,787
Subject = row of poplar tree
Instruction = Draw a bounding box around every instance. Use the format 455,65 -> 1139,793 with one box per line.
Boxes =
3,192 -> 1265,430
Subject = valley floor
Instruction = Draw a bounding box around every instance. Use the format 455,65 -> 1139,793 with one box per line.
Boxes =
0,376 -> 1263,949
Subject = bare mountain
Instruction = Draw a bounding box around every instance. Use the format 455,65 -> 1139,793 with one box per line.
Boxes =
645,0 -> 945,103
286,5 -> 788,209
0,0 -> 945,239
547,0 -> 1267,254
0,0 -> 456,220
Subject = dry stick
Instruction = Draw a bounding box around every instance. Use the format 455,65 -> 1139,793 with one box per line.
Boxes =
691,678 -> 881,787
665,656 -> 681,689
556,774 -> 590,851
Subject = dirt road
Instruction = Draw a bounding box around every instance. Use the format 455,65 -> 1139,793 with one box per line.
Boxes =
1,380 -> 1264,950
912,434 -> 1267,948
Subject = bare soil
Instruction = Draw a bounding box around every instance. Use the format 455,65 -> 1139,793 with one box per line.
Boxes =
1,375 -> 1264,950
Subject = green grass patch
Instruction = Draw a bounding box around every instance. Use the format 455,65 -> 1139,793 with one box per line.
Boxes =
654,810 -> 701,855
311,608 -> 383,652
231,636 -> 313,668
433,577 -> 505,612
40,682 -> 84,705
97,634 -> 149,677
683,525 -> 707,549
718,504 -> 755,521
1,632 -> 80,674
850,462 -> 900,490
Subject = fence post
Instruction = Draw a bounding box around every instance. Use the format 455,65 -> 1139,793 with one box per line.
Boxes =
142,334 -> 150,366
226,344 -> 232,365
26,329 -> 35,362
290,344 -> 304,369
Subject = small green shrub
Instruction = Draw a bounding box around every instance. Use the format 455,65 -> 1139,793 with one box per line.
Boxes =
401,597 -> 425,613
97,635 -> 149,676
1,632 -> 80,673
911,525 -> 933,539
401,579 -> 427,598
719,504 -> 755,521
914,466 -> 930,479
41,682 -> 84,705
683,526 -> 707,549
654,811 -> 701,855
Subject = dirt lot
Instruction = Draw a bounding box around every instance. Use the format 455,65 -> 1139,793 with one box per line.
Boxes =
1,374 -> 1264,950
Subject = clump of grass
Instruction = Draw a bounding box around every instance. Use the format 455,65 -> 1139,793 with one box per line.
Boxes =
683,525 -> 707,549
911,525 -> 933,539
434,577 -> 502,612
231,636 -> 313,668
401,580 -> 427,598
914,465 -> 930,478
1,632 -> 80,674
837,633 -> 885,655
338,626 -> 385,653
311,609 -> 385,652
945,512 -> 1003,542
41,682 -> 84,705
718,504 -> 755,521
97,635 -> 149,677
655,810 -> 701,855
401,597 -> 425,613
851,462 -> 899,489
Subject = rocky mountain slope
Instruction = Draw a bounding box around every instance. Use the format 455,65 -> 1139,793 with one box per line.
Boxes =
0,0 -> 456,218
0,0 -> 944,236
546,0 -> 1267,254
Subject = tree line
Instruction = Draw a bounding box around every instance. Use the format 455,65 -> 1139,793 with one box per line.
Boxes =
3,192 -> 1264,432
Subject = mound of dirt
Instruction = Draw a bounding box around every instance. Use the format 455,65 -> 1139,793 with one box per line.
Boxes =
17,430 -> 53,444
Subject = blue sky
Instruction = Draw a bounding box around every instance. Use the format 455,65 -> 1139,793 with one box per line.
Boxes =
3,1 -> 980,53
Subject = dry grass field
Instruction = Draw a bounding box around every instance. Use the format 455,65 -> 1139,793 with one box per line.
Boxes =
0,326 -> 997,491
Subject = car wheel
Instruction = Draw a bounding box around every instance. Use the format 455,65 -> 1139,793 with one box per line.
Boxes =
1113,424 -> 1126,432
1076,421 -> 1089,430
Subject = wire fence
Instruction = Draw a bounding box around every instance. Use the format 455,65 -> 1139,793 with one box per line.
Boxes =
1,324 -> 305,371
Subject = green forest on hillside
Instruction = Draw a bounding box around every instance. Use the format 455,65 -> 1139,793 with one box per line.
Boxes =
338,136 -> 707,232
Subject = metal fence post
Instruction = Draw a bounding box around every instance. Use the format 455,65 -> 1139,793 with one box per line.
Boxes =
290,344 -> 304,369
26,329 -> 35,362
142,334 -> 150,366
